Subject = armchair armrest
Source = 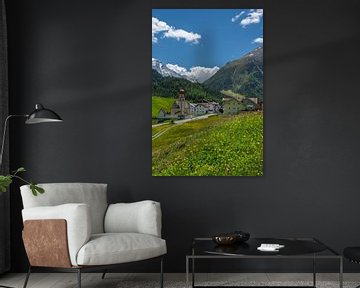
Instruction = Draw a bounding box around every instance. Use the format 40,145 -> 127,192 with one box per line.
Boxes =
22,203 -> 91,266
104,200 -> 162,237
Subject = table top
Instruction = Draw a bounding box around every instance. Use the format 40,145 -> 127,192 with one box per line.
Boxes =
190,237 -> 340,258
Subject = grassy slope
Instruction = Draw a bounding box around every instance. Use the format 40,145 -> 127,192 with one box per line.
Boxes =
152,123 -> 171,136
152,96 -> 175,118
203,47 -> 263,98
152,113 -> 263,176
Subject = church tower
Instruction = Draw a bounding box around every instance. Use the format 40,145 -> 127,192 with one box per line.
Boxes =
178,89 -> 185,115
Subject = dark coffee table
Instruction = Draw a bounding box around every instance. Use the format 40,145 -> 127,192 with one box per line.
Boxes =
186,237 -> 342,288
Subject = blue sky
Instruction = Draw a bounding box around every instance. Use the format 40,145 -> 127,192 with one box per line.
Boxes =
152,9 -> 263,70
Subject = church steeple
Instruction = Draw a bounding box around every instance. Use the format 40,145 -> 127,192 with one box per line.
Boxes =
178,89 -> 185,115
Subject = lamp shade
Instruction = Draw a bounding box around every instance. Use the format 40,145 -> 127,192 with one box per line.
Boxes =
25,104 -> 63,124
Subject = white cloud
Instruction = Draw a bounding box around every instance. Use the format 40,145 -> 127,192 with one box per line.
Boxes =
165,63 -> 219,83
164,28 -> 201,44
252,37 -> 263,44
231,11 -> 245,22
152,17 -> 170,43
152,17 -> 201,44
240,9 -> 263,27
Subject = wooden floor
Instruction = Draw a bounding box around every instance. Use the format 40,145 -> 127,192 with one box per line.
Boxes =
0,273 -> 358,288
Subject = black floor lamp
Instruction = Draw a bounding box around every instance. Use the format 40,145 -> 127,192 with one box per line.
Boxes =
0,103 -> 63,167
0,103 -> 62,288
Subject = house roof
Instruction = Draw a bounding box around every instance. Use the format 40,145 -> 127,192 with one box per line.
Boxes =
242,98 -> 256,105
224,97 -> 257,105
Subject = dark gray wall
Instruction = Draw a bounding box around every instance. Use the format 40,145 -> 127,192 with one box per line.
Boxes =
5,0 -> 360,272
0,0 -> 10,274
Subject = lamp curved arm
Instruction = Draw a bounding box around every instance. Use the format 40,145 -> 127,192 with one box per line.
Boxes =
0,114 -> 28,169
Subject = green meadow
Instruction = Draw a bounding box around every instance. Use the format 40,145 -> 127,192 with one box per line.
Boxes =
152,96 -> 174,118
152,112 -> 263,176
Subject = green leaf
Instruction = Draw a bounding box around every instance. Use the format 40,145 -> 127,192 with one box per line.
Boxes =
0,175 -> 13,192
16,167 -> 26,173
30,182 -> 38,196
29,182 -> 44,196
0,167 -> 45,196
12,167 -> 26,176
35,186 -> 45,194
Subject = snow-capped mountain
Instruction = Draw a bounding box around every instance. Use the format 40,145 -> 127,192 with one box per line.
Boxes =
152,58 -> 182,78
152,58 -> 219,83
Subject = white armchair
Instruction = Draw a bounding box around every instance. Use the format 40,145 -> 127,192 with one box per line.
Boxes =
20,183 -> 166,288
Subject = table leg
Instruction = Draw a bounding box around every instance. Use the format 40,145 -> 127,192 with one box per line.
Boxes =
313,254 -> 316,287
192,257 -> 195,288
186,257 -> 189,288
339,257 -> 343,288
192,246 -> 195,288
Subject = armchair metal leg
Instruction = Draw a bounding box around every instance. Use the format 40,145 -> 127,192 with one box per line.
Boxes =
77,269 -> 81,288
101,270 -> 107,279
160,257 -> 164,288
23,266 -> 31,288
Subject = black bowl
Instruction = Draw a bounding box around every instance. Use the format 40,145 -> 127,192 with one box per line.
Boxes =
212,234 -> 237,245
212,231 -> 250,246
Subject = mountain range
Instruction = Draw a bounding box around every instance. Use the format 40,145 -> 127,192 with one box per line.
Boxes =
152,46 -> 263,101
204,46 -> 263,98
152,58 -> 220,83
152,58 -> 183,79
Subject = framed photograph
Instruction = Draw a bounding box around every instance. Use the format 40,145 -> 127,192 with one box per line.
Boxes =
152,9 -> 263,176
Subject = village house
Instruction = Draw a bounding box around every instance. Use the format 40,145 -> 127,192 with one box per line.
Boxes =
201,102 -> 212,113
202,101 -> 221,113
248,97 -> 258,104
189,103 -> 196,115
157,108 -> 169,119
194,103 -> 208,116
223,96 -> 258,115
256,100 -> 263,111
210,101 -> 222,113
223,98 -> 245,115
242,98 -> 257,111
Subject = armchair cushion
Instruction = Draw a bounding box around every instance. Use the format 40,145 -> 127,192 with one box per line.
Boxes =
21,183 -> 108,234
104,201 -> 162,237
76,233 -> 167,266
22,203 -> 91,266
